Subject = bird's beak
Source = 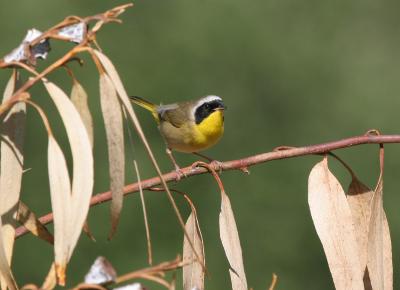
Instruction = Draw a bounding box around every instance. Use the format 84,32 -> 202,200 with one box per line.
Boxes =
214,102 -> 226,111
214,107 -> 225,112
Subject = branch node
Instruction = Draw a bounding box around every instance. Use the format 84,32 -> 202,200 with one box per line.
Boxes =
273,145 -> 297,151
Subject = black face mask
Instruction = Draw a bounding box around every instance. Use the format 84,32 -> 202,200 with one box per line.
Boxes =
195,100 -> 225,124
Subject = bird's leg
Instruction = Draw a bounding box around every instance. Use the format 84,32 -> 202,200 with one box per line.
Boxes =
166,148 -> 186,181
192,152 -> 223,173
192,152 -> 213,162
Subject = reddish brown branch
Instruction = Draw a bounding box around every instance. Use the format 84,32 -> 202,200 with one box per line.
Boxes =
15,133 -> 400,239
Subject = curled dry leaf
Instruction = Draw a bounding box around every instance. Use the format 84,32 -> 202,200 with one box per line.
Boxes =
367,177 -> 393,290
16,201 -> 54,245
308,158 -> 364,289
44,81 -> 94,284
219,191 -> 247,290
183,212 -> 205,290
99,73 -> 125,240
70,80 -> 94,147
0,71 -> 25,290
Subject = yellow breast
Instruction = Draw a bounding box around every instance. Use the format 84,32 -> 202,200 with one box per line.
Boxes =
191,110 -> 224,151
159,110 -> 224,153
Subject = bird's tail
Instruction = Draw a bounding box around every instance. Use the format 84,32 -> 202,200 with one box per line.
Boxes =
129,96 -> 159,121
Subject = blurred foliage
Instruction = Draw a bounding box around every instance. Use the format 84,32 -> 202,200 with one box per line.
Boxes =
1,0 -> 400,289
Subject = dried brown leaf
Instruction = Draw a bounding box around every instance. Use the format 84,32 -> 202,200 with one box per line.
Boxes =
183,212 -> 205,290
219,191 -> 247,290
83,221 -> 96,242
93,49 -> 201,276
47,136 -> 71,285
99,73 -> 125,239
41,264 -> 56,290
70,80 -> 94,147
346,177 -> 375,289
268,273 -> 278,290
308,158 -> 364,289
16,201 -> 54,245
20,284 -> 39,290
0,216 -> 18,290
367,177 -> 393,290
113,283 -> 144,290
44,81 -> 94,284
347,177 -> 373,270
0,71 -> 25,290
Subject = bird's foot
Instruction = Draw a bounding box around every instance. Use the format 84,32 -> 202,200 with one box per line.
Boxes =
174,165 -> 187,181
209,159 -> 223,174
192,152 -> 223,174
190,159 -> 223,174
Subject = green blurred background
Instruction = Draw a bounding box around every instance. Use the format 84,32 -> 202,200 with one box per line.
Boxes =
1,0 -> 400,289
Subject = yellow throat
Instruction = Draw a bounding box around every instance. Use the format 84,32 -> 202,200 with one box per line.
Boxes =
193,110 -> 224,150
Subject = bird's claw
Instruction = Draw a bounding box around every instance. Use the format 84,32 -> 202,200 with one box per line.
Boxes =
190,160 -> 223,174
174,166 -> 187,181
209,160 -> 223,174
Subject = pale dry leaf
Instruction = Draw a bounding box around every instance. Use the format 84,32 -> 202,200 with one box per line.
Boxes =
268,273 -> 278,290
2,72 -> 16,100
92,50 -> 145,143
83,220 -> 96,242
44,81 -> 94,283
93,50 -> 199,266
99,73 -> 125,239
0,216 -> 17,290
219,191 -> 247,290
183,212 -> 205,290
20,284 -> 39,290
16,201 -> 54,245
47,136 -> 71,285
308,158 -> 364,289
367,178 -> 393,290
0,71 -> 25,290
113,283 -> 143,290
70,80 -> 94,147
346,178 -> 373,271
41,264 -> 57,290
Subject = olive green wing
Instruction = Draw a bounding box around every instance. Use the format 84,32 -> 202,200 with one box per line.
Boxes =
157,102 -> 191,128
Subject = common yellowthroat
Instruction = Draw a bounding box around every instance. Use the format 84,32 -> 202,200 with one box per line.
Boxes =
129,95 -> 225,173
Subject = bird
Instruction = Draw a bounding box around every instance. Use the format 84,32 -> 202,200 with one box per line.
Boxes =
129,95 -> 226,175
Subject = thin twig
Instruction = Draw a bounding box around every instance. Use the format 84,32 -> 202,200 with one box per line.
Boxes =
115,256 -> 184,284
268,273 -> 278,290
14,133 -> 400,239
